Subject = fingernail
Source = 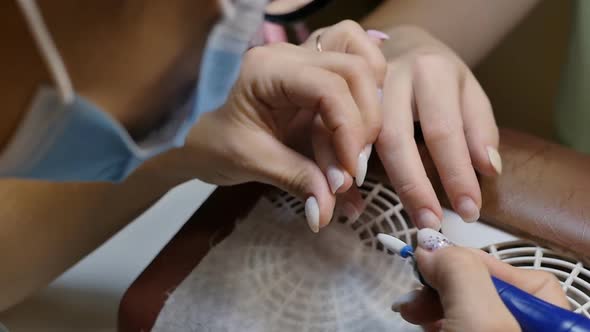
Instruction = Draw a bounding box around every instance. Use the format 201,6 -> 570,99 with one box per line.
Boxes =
391,290 -> 419,312
417,228 -> 454,251
356,144 -> 371,187
305,196 -> 320,233
363,144 -> 373,160
326,166 -> 345,194
342,201 -> 361,222
415,209 -> 441,230
367,29 -> 390,41
456,196 -> 480,223
487,146 -> 503,175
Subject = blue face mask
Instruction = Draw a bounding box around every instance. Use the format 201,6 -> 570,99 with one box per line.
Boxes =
0,0 -> 266,182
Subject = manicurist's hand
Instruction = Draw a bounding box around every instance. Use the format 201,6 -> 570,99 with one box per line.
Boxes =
392,229 -> 569,332
183,21 -> 386,232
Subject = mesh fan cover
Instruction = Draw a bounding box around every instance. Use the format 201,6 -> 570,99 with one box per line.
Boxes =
271,178 -> 590,318
153,179 -> 590,331
484,241 -> 590,317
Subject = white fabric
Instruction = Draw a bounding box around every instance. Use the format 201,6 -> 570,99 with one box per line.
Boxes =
153,189 -> 421,332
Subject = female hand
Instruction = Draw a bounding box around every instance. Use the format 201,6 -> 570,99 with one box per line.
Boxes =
375,26 -> 501,229
392,229 -> 569,331
182,21 -> 387,232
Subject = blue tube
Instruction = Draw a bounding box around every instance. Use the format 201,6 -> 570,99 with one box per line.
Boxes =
492,276 -> 590,332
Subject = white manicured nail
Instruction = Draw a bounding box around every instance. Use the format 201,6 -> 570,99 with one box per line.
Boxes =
356,144 -> 371,187
456,196 -> 480,223
305,196 -> 320,233
487,146 -> 503,175
417,228 -> 454,251
391,290 -> 420,312
326,166 -> 344,194
416,209 -> 441,230
363,144 -> 373,160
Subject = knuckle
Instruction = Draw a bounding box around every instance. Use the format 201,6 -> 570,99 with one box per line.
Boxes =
340,55 -> 371,82
379,116 -> 415,141
396,181 -> 420,201
335,19 -> 364,34
284,164 -> 314,197
423,120 -> 461,143
243,46 -> 272,67
412,53 -> 452,78
350,55 -> 372,74
536,271 -> 561,286
366,116 -> 383,139
268,42 -> 297,53
377,127 -> 413,152
371,56 -> 388,79
441,161 -> 473,188
323,74 -> 350,98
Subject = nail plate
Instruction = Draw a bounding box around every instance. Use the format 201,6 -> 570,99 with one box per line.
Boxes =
487,146 -> 503,175
326,166 -> 345,194
363,144 -> 373,160
417,228 -> 454,251
415,209 -> 441,230
456,196 -> 480,223
367,29 -> 390,41
356,144 -> 371,187
305,196 -> 320,233
391,290 -> 419,312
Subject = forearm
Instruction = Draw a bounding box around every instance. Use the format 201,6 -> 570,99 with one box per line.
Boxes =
362,0 -> 540,66
0,155 -> 190,311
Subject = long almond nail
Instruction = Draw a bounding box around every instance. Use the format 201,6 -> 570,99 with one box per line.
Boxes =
305,196 -> 320,233
415,209 -> 441,230
367,29 -> 390,41
356,144 -> 371,187
326,166 -> 344,194
487,146 -> 503,175
456,196 -> 480,223
417,228 -> 454,251
391,290 -> 419,312
363,144 -> 373,160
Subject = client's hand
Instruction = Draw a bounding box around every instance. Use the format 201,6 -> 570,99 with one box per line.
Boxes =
376,26 -> 501,229
392,229 -> 569,332
183,21 -> 386,232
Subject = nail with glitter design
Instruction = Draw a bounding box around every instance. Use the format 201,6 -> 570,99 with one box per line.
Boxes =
417,228 -> 454,251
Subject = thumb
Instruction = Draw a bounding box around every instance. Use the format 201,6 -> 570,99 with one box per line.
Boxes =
240,127 -> 336,233
414,229 -> 520,331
